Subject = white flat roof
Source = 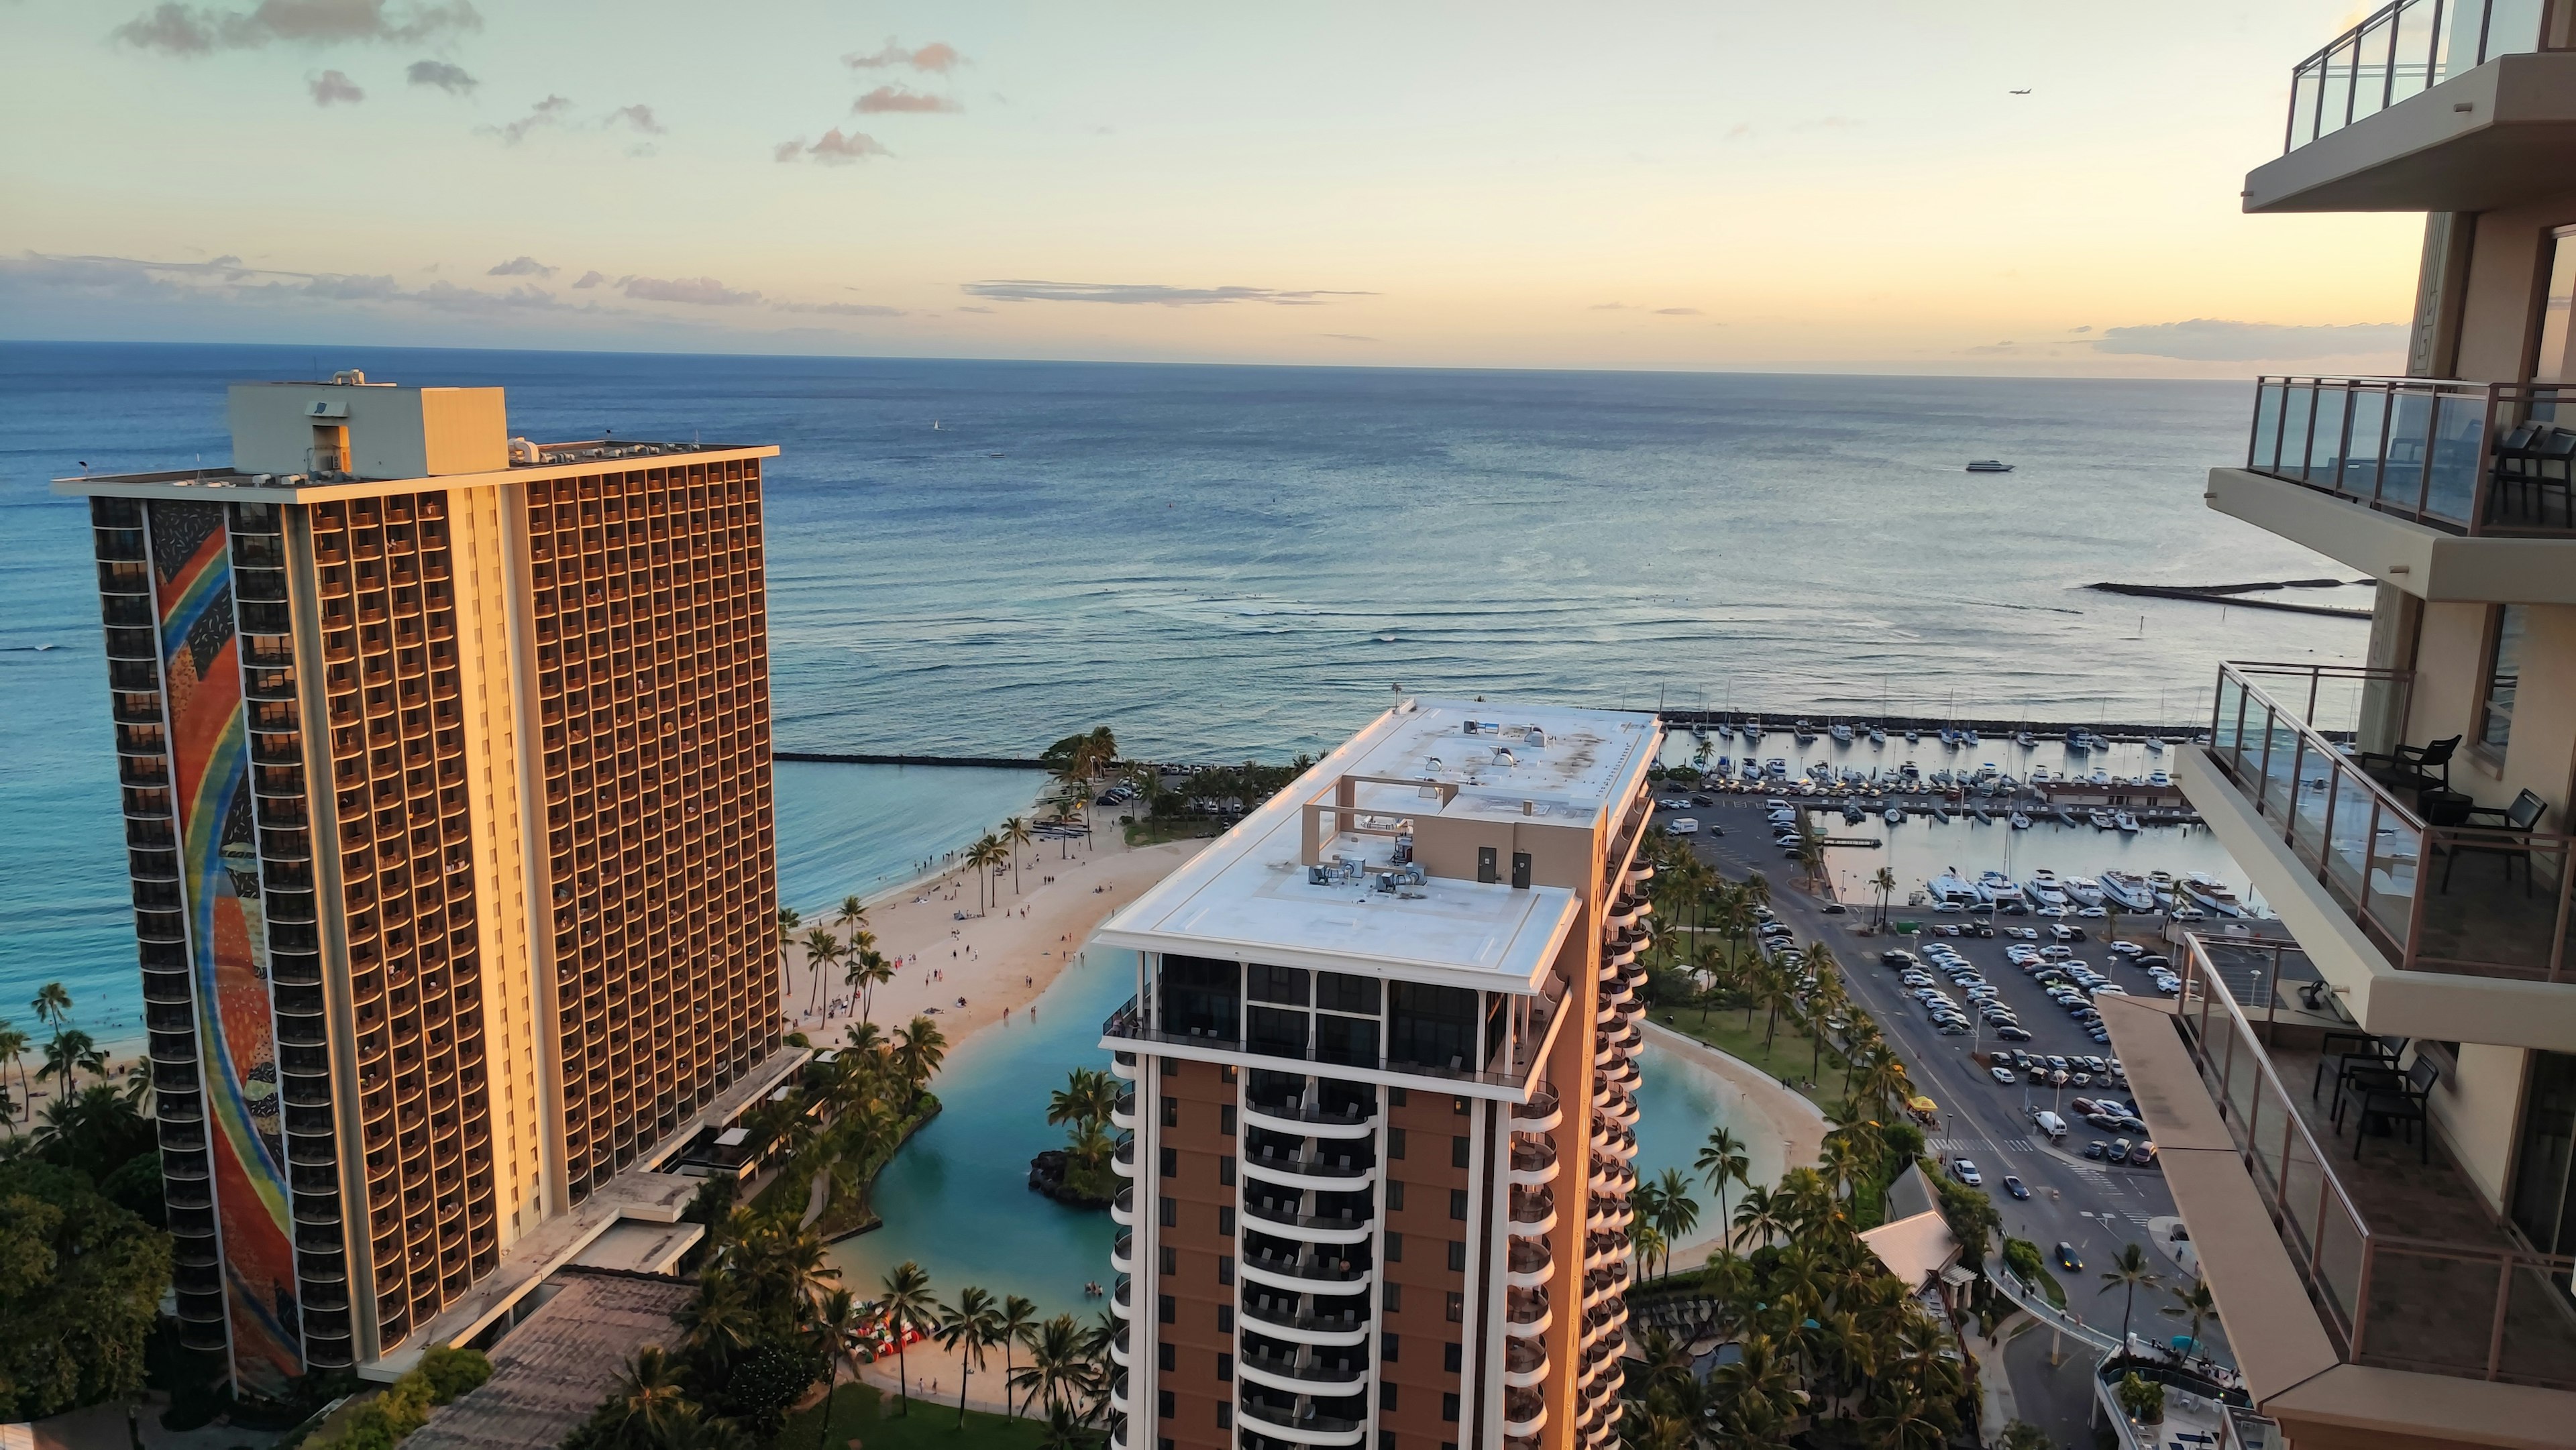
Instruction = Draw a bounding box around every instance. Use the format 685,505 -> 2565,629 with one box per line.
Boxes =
1094,698 -> 1656,991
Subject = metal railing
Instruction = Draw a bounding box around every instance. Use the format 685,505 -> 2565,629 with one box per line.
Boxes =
2286,0 -> 2573,152
1102,994 -> 1545,1091
2245,377 -> 2576,537
2170,935 -> 2576,1388
2208,662 -> 2576,982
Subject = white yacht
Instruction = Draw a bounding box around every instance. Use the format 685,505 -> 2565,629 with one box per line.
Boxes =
2008,812 -> 2033,830
2116,811 -> 2141,833
2027,870 -> 2070,909
1869,724 -> 1887,745
2088,809 -> 2118,830
2183,873 -> 2245,915
1977,871 -> 2027,909
2064,876 -> 2106,907
2096,871 -> 2158,911
1831,720 -> 1855,744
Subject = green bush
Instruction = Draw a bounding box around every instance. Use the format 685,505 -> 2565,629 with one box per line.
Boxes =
305,1347 -> 491,1450
416,1346 -> 494,1404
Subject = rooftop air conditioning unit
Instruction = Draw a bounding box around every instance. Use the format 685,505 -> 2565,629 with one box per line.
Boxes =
508,437 -> 539,464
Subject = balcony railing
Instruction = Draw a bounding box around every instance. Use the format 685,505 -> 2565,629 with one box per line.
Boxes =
1102,993 -> 1550,1091
2209,661 -> 2576,981
2245,376 -> 2576,536
2286,0 -> 2574,152
2167,935 -> 2575,1388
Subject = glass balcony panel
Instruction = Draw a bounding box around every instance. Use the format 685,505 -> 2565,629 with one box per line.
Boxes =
2498,1258 -> 2576,1384
2388,0 -> 2438,101
2252,382 -> 2286,469
2344,388 -> 2390,501
2385,391 -> 2434,514
2419,832 -> 2565,977
2363,812 -> 2421,950
2423,394 -> 2485,525
2213,673 -> 2248,774
2302,386 -> 2353,484
2324,777 -> 2377,907
2288,740 -> 2333,871
2364,1246 -> 2502,1377
2290,68 -> 2324,148
2259,711 -> 2302,822
2278,387 -> 2316,485
2312,1190 -> 2367,1347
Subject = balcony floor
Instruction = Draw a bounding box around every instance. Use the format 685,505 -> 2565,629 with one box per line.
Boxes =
2265,1038 -> 2576,1385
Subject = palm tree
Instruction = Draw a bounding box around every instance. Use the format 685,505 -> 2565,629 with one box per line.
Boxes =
847,947 -> 895,1026
1049,1067 -> 1118,1133
2098,1242 -> 2163,1346
1002,816 -> 1034,897
995,1294 -> 1040,1417
1036,1404 -> 1089,1450
1862,1395 -> 1950,1450
1729,1183 -> 1787,1251
1792,824 -> 1827,888
2161,1278 -> 2220,1354
877,1260 -> 938,1414
30,982 -> 71,1037
1870,865 -> 1898,928
40,1029 -> 103,1093
1631,1222 -> 1666,1284
1011,1313 -> 1091,1418
778,905 -> 802,938
802,927 -> 842,1016
1695,1126 -> 1749,1232
813,1287 -> 863,1449
1650,1167 -> 1698,1278
0,1021 -> 27,1130
935,1284 -> 1006,1426
835,894 -> 869,949
678,1269 -> 758,1374
600,1343 -> 695,1446
892,1015 -> 947,1105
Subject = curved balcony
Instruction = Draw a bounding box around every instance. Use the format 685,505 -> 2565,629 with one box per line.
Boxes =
1507,1186 -> 1557,1238
1237,1349 -> 1366,1394
1591,1158 -> 1635,1198
1110,1184 -> 1134,1227
1506,1137 -> 1558,1189
1110,1091 -> 1136,1132
1503,1287 -> 1552,1338
1108,1372 -> 1130,1420
1599,1055 -> 1640,1089
1109,1324 -> 1130,1368
1583,1231 -> 1625,1273
1502,1335 -> 1548,1388
1240,1249 -> 1372,1292
1236,1398 -> 1366,1448
1110,1278 -> 1132,1318
1510,1088 -> 1561,1135
1503,1388 -> 1548,1437
1108,1053 -> 1136,1080
1110,1229 -> 1132,1276
1586,1198 -> 1633,1235
1110,1137 -> 1136,1178
1624,861 -> 1654,890
1602,938 -> 1637,969
1242,1097 -> 1377,1140
1244,1201 -> 1375,1245
1239,1300 -> 1371,1347
1505,1235 -> 1554,1290
1241,1145 -> 1375,1189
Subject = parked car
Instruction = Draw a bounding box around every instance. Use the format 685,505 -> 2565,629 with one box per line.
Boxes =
2131,1142 -> 2159,1167
2084,1140 -> 2108,1160
2033,1109 -> 2067,1139
1989,1066 -> 2016,1084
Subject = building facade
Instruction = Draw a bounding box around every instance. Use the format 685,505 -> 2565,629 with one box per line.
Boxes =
61,376 -> 785,1394
2105,7 -> 2576,1445
1093,701 -> 1660,1450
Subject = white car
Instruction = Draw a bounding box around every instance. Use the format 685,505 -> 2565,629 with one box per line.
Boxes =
1949,1158 -> 1983,1187
2108,941 -> 2144,958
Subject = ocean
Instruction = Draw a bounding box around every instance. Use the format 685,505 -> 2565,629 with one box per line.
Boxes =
0,340 -> 2358,1036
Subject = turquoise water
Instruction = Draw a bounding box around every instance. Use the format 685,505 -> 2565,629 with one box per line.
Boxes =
832,946 -> 1136,1319
771,761 -> 1044,916
832,954 -> 1774,1317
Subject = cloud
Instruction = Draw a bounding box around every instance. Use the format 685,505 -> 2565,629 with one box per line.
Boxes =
2071,325 -> 2093,334
1589,302 -> 1631,311
777,128 -> 890,164
405,57 -> 474,93
843,40 -> 961,72
606,103 -> 664,134
620,274 -> 759,306
1320,333 -> 1378,343
487,255 -> 554,278
1652,306 -> 1701,316
772,300 -> 904,317
0,249 -> 571,317
2092,318 -> 2408,361
962,279 -> 1374,307
308,68 -> 362,104
485,93 -> 572,144
1964,341 -> 2019,354
571,269 -> 604,288
855,85 -> 959,114
113,0 -> 481,55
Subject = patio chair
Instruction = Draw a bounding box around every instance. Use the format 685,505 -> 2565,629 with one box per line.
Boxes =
2325,1036 -> 2411,1127
2310,1030 -> 2398,1102
2438,787 -> 2548,895
2352,1056 -> 2440,1164
2355,735 -> 2459,795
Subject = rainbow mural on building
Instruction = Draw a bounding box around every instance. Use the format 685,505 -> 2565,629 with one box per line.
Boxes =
150,500 -> 302,1395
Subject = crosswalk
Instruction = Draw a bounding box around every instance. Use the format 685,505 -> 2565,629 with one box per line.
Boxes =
1928,1136 -> 2037,1155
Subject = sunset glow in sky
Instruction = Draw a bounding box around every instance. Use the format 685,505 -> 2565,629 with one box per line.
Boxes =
0,1 -> 2423,374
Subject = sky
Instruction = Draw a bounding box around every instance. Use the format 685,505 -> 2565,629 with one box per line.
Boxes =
0,1 -> 2424,376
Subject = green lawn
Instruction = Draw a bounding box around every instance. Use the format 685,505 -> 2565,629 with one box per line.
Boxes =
1648,1004 -> 1849,1111
1121,816 -> 1226,846
779,1382 -> 1058,1450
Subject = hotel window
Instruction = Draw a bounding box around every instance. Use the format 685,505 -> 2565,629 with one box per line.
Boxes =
2481,606 -> 2526,750
2536,226 -> 2576,387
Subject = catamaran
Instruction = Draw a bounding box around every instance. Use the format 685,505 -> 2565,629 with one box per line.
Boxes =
1977,871 -> 2028,909
1929,869 -> 1982,906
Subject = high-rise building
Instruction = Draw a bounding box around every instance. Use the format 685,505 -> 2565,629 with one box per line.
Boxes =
58,376 -> 786,1394
2106,9 -> 2576,1447
1093,700 -> 1661,1450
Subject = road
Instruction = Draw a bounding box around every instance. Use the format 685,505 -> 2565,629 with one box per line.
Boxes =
1656,791 -> 2215,1432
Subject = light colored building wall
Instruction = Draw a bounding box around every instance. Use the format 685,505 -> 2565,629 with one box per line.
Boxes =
2492,604 -> 2576,822
1410,816 -> 1590,890
445,483 -> 547,1248
227,384 -> 508,480
2456,191 -> 2576,382
2440,1044 -> 2530,1212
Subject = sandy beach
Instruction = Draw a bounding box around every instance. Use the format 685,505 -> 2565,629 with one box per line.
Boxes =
1645,1020 -> 1832,1264
777,827 -> 1208,1052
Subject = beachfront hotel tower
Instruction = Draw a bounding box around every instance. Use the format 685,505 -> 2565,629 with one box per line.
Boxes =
2100,5 -> 2576,1447
56,376 -> 786,1393
1093,701 -> 1661,1450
